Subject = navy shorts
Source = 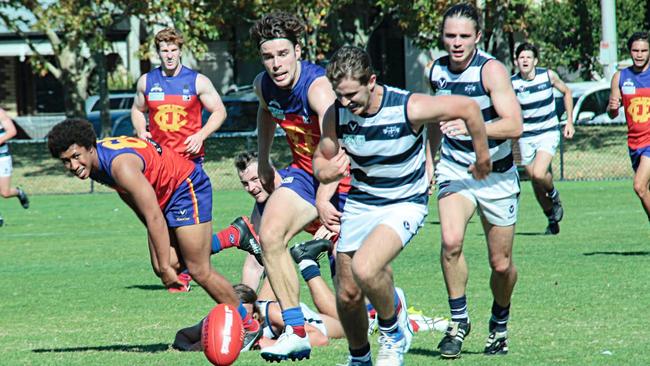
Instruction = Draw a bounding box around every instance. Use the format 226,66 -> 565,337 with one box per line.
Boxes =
164,166 -> 212,227
278,165 -> 347,211
629,145 -> 650,172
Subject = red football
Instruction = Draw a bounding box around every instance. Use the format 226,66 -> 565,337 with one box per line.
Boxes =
202,304 -> 244,366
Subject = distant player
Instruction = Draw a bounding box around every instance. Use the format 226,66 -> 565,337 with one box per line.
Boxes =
0,108 -> 29,227
46,119 -> 262,351
315,46 -> 490,366
608,31 -> 650,224
249,11 -> 350,361
512,42 -> 575,234
132,27 -> 226,163
427,3 -> 523,358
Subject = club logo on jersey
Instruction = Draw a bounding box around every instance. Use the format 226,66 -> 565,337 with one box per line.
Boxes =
517,85 -> 526,94
383,125 -> 401,138
347,121 -> 359,132
435,78 -> 451,96
622,79 -> 636,95
464,84 -> 477,94
153,104 -> 189,132
343,134 -> 365,146
182,84 -> 192,102
627,97 -> 650,124
437,78 -> 447,89
268,100 -> 286,120
148,84 -> 165,101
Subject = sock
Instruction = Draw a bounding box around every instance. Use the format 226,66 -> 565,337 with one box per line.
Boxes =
393,289 -> 401,311
378,312 -> 403,339
547,187 -> 558,200
212,225 -> 241,253
237,302 -> 258,331
282,307 -> 306,337
329,254 -> 336,278
490,301 -> 510,332
298,260 -> 320,281
449,295 -> 469,324
349,343 -> 371,361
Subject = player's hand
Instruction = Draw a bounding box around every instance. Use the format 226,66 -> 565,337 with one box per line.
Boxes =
440,119 -> 468,137
563,123 -> 575,139
160,267 -> 184,289
184,133 -> 204,155
468,157 -> 491,180
137,131 -> 152,140
328,149 -> 350,181
314,224 -> 338,239
258,161 -> 276,194
316,199 -> 342,233
608,95 -> 621,112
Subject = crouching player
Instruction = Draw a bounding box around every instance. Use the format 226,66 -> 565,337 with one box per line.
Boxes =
46,119 -> 262,351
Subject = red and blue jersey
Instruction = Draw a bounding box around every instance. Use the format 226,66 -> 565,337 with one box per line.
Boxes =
145,66 -> 203,160
260,61 -> 350,192
619,67 -> 650,149
92,136 -> 195,209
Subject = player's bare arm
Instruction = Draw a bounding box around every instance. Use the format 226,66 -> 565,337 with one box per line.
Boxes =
254,73 -> 278,194
131,75 -> 151,140
0,110 -> 17,144
482,59 -> 523,139
313,105 -> 349,184
308,76 -> 342,230
608,71 -> 622,119
409,94 -> 491,179
185,74 -> 227,155
550,69 -> 575,139
110,153 -> 179,288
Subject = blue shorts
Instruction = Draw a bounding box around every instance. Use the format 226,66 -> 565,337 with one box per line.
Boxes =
164,167 -> 212,227
629,145 -> 650,172
256,166 -> 347,215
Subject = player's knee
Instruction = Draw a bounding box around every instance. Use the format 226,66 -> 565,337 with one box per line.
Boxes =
490,256 -> 513,275
350,259 -> 375,286
258,226 -> 286,252
186,264 -> 211,284
633,180 -> 649,197
441,235 -> 463,257
336,283 -> 363,307
0,189 -> 11,198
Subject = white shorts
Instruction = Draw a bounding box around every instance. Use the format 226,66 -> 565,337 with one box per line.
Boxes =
0,156 -> 12,177
518,130 -> 560,166
300,303 -> 327,337
337,200 -> 428,253
436,163 -> 520,226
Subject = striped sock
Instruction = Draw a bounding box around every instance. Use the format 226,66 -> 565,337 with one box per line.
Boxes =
298,259 -> 320,281
449,295 -> 469,324
490,301 -> 510,332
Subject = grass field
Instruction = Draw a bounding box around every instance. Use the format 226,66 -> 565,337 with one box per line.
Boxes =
1,180 -> 649,365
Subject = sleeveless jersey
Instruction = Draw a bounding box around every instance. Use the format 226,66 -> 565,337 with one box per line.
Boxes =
619,67 -> 650,149
91,136 -> 195,209
511,67 -> 559,137
336,85 -> 428,207
0,119 -> 8,157
145,66 -> 203,159
429,49 -> 514,173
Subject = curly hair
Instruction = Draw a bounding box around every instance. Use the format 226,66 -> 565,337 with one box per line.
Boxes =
47,119 -> 97,158
249,11 -> 304,47
326,46 -> 374,87
155,27 -> 184,50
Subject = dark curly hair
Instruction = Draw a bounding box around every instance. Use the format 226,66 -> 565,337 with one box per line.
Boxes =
249,11 -> 304,47
47,118 -> 97,158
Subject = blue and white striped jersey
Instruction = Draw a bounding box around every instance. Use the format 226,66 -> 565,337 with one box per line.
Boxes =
511,67 -> 559,137
429,49 -> 513,173
335,85 -> 428,207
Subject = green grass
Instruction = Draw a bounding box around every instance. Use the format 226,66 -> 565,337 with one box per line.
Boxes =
1,180 -> 649,365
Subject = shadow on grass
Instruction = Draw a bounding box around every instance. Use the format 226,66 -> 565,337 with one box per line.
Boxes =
409,347 -> 484,357
516,232 -> 547,236
32,343 -> 170,353
583,251 -> 650,256
125,284 -> 166,291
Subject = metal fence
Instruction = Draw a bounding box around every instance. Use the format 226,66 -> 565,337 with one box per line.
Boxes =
6,123 -> 632,196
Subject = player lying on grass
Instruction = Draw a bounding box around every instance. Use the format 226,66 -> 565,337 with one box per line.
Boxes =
46,119 -> 262,351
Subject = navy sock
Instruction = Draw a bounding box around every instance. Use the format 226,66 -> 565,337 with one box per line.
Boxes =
350,343 -> 371,359
490,301 -> 510,332
449,295 -> 469,324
